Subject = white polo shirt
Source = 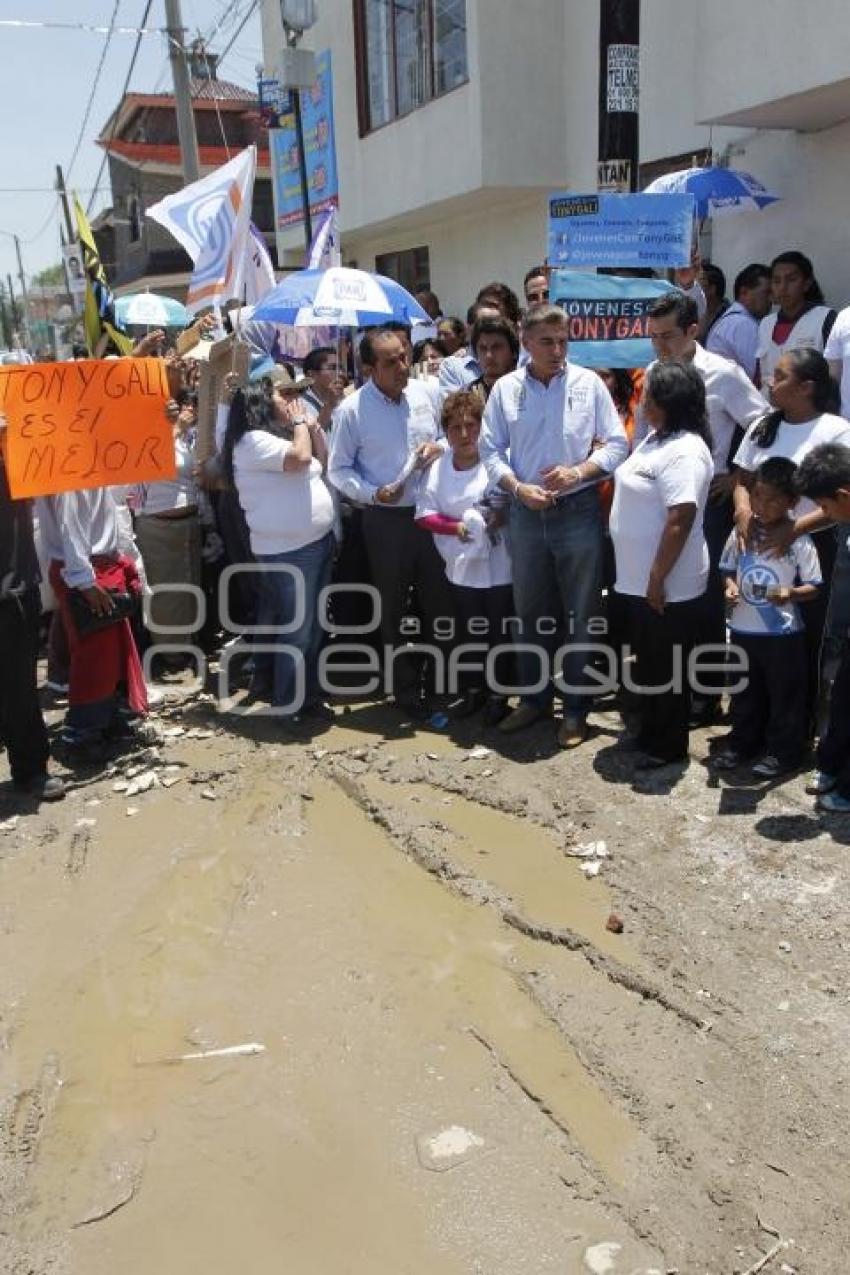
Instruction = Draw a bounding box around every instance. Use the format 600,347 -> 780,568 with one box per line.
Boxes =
636,345 -> 767,475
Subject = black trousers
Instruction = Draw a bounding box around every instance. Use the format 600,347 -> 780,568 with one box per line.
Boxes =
451,583 -> 515,694
803,527 -> 838,723
727,632 -> 808,764
622,593 -> 702,762
0,589 -> 50,783
361,506 -> 455,702
697,495 -> 734,703
817,638 -> 850,795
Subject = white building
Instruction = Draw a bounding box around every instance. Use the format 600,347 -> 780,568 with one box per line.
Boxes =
264,0 -> 850,314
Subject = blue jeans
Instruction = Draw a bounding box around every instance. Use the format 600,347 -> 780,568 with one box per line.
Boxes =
255,531 -> 334,713
509,489 -> 604,714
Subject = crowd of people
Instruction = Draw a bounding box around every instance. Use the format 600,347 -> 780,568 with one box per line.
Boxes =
4,248 -> 850,817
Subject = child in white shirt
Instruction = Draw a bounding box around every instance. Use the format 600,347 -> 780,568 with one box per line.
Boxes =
715,457 -> 821,777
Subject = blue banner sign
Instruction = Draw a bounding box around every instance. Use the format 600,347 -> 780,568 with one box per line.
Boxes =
547,192 -> 695,268
270,49 -> 338,230
550,270 -> 678,368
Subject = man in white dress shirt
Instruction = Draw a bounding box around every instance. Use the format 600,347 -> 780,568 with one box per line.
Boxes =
480,304 -> 629,747
328,330 -> 451,716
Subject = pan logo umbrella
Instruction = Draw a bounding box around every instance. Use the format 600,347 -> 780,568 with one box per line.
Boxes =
252,266 -> 430,329
643,166 -> 780,218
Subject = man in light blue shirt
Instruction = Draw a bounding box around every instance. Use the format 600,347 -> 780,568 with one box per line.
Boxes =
705,263 -> 772,383
328,329 -> 451,715
480,304 -> 628,746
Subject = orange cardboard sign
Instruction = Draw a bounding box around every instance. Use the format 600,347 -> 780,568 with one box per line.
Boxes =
0,358 -> 176,498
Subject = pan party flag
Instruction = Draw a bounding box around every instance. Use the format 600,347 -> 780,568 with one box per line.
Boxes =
73,194 -> 133,356
147,146 -> 257,315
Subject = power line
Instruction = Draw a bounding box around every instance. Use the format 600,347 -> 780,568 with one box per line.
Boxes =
0,186 -> 111,194
86,0 -> 154,215
16,200 -> 61,247
0,18 -> 159,35
65,0 -> 122,185
217,0 -> 260,67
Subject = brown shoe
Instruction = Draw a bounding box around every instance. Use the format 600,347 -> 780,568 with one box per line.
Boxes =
497,702 -> 548,734
557,715 -> 587,749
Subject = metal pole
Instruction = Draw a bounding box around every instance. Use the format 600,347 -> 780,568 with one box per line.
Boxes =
598,0 -> 640,193
165,0 -> 201,184
0,283 -> 10,347
13,235 -> 32,351
291,87 -> 313,250
284,26 -> 313,250
55,163 -> 75,241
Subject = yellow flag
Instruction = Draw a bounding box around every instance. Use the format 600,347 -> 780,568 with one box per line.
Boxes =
73,193 -> 133,356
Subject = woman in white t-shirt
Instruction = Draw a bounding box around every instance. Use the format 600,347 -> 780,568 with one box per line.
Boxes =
610,361 -> 714,768
222,366 -> 335,720
756,252 -> 836,391
416,389 -> 513,723
733,347 -> 850,721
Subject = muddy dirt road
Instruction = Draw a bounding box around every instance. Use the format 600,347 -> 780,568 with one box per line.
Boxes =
1,692 -> 848,1274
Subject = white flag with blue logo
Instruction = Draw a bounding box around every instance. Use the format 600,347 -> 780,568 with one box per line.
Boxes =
307,205 -> 341,270
244,223 -> 277,304
147,146 -> 257,314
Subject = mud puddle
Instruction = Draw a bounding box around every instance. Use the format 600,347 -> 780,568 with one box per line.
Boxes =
365,776 -> 635,962
1,754 -> 663,1274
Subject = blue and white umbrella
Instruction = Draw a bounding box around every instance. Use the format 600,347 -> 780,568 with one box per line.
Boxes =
114,292 -> 189,328
643,167 -> 780,218
251,266 -> 431,328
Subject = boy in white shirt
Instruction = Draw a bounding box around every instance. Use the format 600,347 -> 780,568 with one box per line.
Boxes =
715,457 -> 821,778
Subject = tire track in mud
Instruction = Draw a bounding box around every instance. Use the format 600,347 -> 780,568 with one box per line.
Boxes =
326,762 -> 711,1035
321,755 -> 806,1273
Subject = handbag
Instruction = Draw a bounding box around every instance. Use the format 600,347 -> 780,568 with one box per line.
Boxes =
68,587 -> 138,636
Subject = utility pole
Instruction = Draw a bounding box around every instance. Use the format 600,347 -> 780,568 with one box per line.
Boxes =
6,274 -> 20,343
288,58 -> 313,249
0,283 -> 11,347
13,235 -> 32,351
55,164 -> 75,242
598,0 -> 640,193
165,0 -> 201,185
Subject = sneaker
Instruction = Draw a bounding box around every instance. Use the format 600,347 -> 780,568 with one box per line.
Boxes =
806,770 -> 837,796
712,748 -> 742,771
557,714 -> 587,750
752,755 -> 787,779
817,790 -> 850,814
13,773 -> 67,802
482,695 -> 510,728
448,689 -> 486,719
498,703 -> 549,734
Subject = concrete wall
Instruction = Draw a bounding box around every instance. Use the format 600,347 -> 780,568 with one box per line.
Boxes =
345,193 -> 545,318
712,120 -> 850,306
696,0 -> 850,123
270,0 -> 850,313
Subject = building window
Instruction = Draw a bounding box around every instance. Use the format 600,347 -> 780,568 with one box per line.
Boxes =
128,195 -> 142,243
354,0 -> 468,135
375,245 -> 430,294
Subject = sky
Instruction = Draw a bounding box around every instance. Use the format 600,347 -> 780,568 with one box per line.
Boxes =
0,0 -> 263,290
